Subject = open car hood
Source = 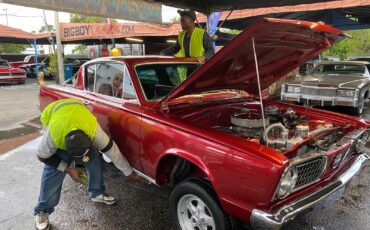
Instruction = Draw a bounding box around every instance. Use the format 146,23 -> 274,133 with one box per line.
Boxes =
158,18 -> 347,107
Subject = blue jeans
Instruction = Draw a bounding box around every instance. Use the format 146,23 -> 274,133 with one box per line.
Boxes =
34,148 -> 105,214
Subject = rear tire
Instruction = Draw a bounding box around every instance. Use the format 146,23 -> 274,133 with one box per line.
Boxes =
170,180 -> 231,230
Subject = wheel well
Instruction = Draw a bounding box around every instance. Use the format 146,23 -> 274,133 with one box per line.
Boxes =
155,155 -> 209,186
364,90 -> 369,99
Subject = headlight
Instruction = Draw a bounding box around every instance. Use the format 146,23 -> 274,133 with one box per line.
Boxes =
277,167 -> 298,199
332,153 -> 344,169
355,131 -> 369,153
337,90 -> 355,97
287,86 -> 301,93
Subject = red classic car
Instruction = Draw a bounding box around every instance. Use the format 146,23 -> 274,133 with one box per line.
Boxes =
39,18 -> 369,230
0,59 -> 26,85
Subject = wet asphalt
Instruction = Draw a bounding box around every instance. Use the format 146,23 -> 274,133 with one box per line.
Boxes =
0,81 -> 370,230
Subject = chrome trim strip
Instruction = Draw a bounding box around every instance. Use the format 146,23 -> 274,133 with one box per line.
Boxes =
281,93 -> 359,107
132,168 -> 158,185
250,153 -> 369,230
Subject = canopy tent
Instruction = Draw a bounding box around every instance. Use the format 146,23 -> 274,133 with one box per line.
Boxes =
196,0 -> 370,30
148,0 -> 337,13
0,24 -> 53,44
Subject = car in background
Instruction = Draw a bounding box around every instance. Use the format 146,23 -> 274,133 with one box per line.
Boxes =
347,56 -> 370,63
19,57 -> 54,79
10,54 -> 48,68
281,61 -> 370,114
67,57 -> 91,76
0,59 -> 26,85
298,55 -> 321,76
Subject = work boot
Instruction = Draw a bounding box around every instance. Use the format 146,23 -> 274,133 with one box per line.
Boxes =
91,193 -> 116,205
35,213 -> 49,230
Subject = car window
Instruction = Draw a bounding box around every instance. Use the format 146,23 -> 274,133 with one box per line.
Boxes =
93,63 -> 124,98
314,64 -> 366,74
0,60 -> 10,68
135,63 -> 200,101
86,64 -> 97,92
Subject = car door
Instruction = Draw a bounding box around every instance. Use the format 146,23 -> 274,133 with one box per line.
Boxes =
84,61 -> 144,171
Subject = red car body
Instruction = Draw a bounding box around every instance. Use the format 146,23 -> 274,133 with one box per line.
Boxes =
0,60 -> 26,84
39,18 -> 369,229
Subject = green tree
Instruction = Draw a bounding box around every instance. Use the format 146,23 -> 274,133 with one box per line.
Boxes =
324,29 -> 370,60
70,14 -> 117,23
39,25 -> 55,33
0,43 -> 29,54
72,45 -> 87,54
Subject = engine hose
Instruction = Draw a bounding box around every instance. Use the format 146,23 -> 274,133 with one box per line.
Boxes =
263,123 -> 288,146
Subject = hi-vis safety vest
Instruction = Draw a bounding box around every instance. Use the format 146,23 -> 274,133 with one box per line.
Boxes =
175,27 -> 205,58
40,99 -> 97,150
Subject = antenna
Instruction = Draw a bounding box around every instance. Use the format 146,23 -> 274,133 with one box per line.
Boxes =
252,37 -> 267,132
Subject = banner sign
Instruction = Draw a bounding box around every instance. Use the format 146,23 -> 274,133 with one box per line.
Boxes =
60,22 -> 181,41
207,12 -> 222,36
1,0 -> 162,23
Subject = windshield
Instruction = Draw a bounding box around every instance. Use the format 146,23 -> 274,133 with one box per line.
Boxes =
314,64 -> 366,75
135,63 -> 201,101
0,60 -> 11,68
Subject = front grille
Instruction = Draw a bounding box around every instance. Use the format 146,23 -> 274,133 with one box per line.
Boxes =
301,86 -> 336,97
294,157 -> 326,188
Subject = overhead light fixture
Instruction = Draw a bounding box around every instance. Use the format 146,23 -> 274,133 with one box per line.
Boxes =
166,39 -> 177,43
126,37 -> 143,43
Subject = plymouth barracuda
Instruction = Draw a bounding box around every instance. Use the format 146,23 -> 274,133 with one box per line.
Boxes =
281,61 -> 370,115
39,18 -> 369,230
0,59 -> 26,85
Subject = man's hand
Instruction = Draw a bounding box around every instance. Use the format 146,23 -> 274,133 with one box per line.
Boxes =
197,56 -> 206,64
65,167 -> 86,185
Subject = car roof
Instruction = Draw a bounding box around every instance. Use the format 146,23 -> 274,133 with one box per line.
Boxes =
83,55 -> 198,66
317,61 -> 370,65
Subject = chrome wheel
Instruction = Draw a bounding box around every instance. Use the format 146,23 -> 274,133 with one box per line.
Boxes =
177,194 -> 216,230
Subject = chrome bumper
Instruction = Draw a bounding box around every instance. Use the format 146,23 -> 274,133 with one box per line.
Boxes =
250,154 -> 369,230
281,93 -> 358,107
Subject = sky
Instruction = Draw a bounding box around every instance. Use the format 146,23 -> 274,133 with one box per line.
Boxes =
0,3 -> 179,32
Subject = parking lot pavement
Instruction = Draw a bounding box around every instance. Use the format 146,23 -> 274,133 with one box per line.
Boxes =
0,137 -> 369,230
0,137 -> 172,230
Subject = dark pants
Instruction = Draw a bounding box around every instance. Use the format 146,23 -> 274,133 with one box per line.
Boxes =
34,148 -> 104,214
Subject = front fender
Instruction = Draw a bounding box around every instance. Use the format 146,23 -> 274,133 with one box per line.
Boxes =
155,149 -> 214,183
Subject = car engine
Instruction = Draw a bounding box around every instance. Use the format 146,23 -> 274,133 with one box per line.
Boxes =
212,105 -> 344,153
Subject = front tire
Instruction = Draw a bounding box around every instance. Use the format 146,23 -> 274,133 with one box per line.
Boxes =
350,100 -> 364,115
170,180 -> 231,230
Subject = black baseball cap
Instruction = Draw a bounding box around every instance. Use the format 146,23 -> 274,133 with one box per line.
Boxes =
65,130 -> 94,165
178,9 -> 196,21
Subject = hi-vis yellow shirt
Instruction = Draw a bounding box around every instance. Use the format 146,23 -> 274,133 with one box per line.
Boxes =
40,99 -> 97,150
175,27 -> 205,58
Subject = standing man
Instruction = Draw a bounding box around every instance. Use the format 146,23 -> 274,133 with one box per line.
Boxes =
161,9 -> 215,63
34,98 -> 140,230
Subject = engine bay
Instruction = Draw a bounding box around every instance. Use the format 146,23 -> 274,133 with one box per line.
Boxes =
177,102 -> 346,155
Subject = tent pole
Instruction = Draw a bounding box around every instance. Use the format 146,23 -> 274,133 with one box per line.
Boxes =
33,39 -> 39,80
54,11 -> 64,83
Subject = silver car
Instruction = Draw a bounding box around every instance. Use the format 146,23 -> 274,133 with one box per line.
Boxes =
281,61 -> 370,115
